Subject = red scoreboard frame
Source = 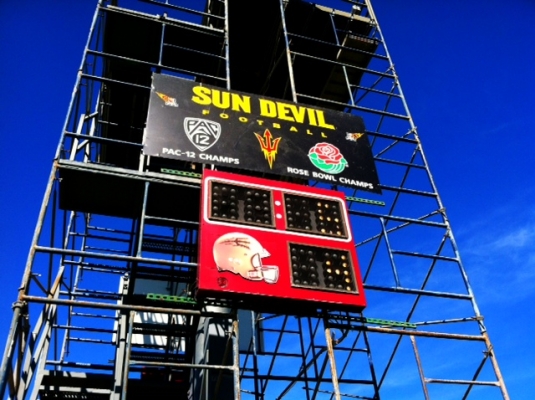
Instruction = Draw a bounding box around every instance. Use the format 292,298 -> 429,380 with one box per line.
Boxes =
197,169 -> 366,311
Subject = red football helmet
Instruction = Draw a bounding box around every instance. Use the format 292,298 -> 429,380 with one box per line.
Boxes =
212,232 -> 279,283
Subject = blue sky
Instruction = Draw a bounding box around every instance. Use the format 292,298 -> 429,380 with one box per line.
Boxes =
1,0 -> 534,398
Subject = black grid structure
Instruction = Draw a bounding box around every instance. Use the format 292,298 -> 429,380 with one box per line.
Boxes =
285,194 -> 348,238
289,243 -> 357,293
0,0 -> 510,399
209,181 -> 275,227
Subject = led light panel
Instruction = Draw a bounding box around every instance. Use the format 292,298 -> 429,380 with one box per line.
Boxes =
197,169 -> 366,311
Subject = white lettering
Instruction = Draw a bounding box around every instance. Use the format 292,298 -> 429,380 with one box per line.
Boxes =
199,153 -> 240,164
162,147 -> 181,156
339,177 -> 373,189
287,166 -> 309,176
312,171 -> 337,181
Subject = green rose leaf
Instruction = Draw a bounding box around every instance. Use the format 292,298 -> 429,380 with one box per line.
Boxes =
308,146 -> 348,175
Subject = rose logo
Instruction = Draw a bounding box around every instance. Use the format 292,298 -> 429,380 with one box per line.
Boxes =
308,142 -> 348,174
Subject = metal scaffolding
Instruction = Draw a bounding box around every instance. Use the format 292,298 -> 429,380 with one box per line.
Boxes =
0,0 -> 509,399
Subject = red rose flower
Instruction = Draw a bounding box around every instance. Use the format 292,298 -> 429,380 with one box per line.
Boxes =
311,143 -> 343,164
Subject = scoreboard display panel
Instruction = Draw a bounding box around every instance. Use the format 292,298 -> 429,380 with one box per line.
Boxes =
197,169 -> 366,311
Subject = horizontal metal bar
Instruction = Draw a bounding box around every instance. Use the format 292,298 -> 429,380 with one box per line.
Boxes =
425,378 -> 499,386
391,250 -> 458,262
67,338 -> 115,345
143,295 -> 196,308
63,262 -> 128,274
83,246 -> 129,255
356,209 -> 444,246
139,0 -> 226,22
349,210 -> 447,228
104,4 -> 224,33
164,42 -> 226,60
87,225 -> 135,235
72,312 -> 117,320
45,360 -> 114,370
64,131 -> 144,147
296,91 -> 410,120
242,374 -> 374,384
290,50 -> 389,86
377,184 -> 437,197
310,387 -> 375,400
160,168 -> 202,179
331,324 -> 486,341
287,31 -> 387,61
351,83 -> 401,98
85,52 -> 227,86
59,291 -> 121,301
78,266 -> 128,274
345,196 -> 385,206
53,325 -> 116,334
313,345 -> 369,353
93,119 -> 140,129
364,285 -> 471,300
129,360 -> 236,371
39,387 -> 112,395
363,317 -> 416,329
64,288 -> 121,297
375,157 -> 426,169
22,295 -> 204,316
86,47 -> 226,87
366,130 -> 418,144
414,316 -> 482,326
80,73 -> 151,90
33,246 -> 198,268
69,232 -> 132,243
57,160 -> 201,188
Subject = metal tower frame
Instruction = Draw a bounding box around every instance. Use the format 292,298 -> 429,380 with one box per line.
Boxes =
1,0 -> 509,399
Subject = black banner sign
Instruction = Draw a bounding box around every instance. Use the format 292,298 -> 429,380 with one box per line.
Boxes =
143,74 -> 381,193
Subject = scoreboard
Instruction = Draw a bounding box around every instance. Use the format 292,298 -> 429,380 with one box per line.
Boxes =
197,169 -> 366,311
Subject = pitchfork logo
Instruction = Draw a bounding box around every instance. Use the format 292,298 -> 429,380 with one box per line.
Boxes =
184,118 -> 221,152
254,129 -> 281,169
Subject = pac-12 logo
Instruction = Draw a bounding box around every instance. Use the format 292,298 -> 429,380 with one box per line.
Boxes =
184,118 -> 221,152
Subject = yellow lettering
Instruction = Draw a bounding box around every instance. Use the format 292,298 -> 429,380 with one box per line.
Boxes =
290,126 -> 298,132
231,94 -> 251,113
259,99 -> 277,117
306,129 -> 314,135
256,120 -> 265,126
316,110 -> 335,130
276,102 -> 295,122
239,116 -> 248,123
193,86 -> 251,113
290,105 -> 307,124
220,113 -> 229,119
272,123 -> 281,129
307,108 -> 317,126
202,109 -> 210,115
192,86 -> 212,105
212,89 -> 230,109
321,132 -> 328,138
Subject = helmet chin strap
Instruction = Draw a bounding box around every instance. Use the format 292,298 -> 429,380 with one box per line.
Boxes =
246,270 -> 264,280
246,265 -> 279,284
